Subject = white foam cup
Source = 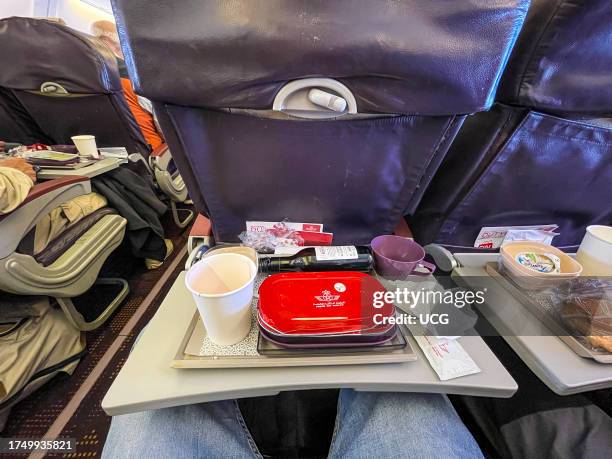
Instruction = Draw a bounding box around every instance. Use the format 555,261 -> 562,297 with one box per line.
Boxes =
185,253 -> 257,345
71,135 -> 99,158
576,225 -> 612,276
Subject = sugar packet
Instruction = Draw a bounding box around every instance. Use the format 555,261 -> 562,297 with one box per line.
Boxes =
413,335 -> 481,381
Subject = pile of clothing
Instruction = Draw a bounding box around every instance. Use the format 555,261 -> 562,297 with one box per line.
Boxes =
1,155 -> 173,268
0,295 -> 85,431
0,154 -> 173,431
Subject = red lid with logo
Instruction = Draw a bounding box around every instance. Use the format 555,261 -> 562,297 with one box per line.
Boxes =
258,272 -> 395,336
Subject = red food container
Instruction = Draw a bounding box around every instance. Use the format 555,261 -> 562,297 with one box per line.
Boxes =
258,272 -> 396,346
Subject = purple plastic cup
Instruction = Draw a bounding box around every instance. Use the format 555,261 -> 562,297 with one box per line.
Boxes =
371,235 -> 436,280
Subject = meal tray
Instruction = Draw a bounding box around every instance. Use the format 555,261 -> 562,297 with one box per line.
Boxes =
172,310 -> 417,369
486,263 -> 612,364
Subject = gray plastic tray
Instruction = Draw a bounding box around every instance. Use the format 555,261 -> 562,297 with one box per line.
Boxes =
453,261 -> 612,395
101,272 -> 518,416
486,263 -> 611,364
172,311 -> 416,368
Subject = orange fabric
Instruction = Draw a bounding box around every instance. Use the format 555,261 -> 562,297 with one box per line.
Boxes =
120,78 -> 163,150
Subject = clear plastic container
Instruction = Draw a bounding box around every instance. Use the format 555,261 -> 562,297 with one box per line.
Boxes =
499,242 -> 582,290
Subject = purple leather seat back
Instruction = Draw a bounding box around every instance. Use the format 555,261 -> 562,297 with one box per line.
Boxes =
114,0 -> 528,115
113,0 -> 529,243
412,105 -> 612,248
0,87 -> 52,145
498,0 -> 612,115
0,17 -> 149,155
412,0 -> 612,248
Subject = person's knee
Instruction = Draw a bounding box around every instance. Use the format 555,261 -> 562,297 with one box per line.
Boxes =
103,400 -> 257,459
340,389 -> 454,419
334,390 -> 482,459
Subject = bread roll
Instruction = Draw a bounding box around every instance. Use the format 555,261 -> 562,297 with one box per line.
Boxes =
559,279 -> 611,352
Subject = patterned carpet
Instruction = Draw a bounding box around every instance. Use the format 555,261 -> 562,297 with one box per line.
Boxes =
1,213 -> 191,458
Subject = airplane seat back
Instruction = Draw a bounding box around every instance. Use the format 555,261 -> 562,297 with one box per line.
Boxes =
0,87 -> 52,145
411,0 -> 612,249
113,0 -> 530,244
497,0 -> 612,115
0,17 -> 149,156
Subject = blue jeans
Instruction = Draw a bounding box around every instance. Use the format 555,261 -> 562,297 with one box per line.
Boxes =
102,390 -> 482,458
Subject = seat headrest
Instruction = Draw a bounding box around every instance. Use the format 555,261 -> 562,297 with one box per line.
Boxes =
499,0 -> 612,114
113,0 -> 529,115
0,17 -> 121,94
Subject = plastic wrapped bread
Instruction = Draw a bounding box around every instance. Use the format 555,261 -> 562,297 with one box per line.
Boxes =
559,278 -> 612,352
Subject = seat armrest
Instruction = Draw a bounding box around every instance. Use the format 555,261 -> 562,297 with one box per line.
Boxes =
129,153 -> 154,175
190,214 -> 211,237
188,214 -> 212,254
0,176 -> 90,259
151,143 -> 170,158
150,143 -> 172,171
13,176 -> 90,214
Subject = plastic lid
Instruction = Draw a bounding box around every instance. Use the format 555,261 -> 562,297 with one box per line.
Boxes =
258,272 -> 395,336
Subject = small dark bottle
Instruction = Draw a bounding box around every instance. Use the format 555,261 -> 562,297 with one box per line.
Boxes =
259,246 -> 374,273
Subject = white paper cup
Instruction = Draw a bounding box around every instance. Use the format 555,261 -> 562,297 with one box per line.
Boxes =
576,225 -> 612,276
71,135 -> 99,158
185,253 -> 257,345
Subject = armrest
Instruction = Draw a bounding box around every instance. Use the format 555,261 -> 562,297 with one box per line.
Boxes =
18,176 -> 89,212
150,143 -> 170,158
150,143 -> 172,171
0,176 -> 91,259
188,214 -> 212,255
190,214 -> 212,238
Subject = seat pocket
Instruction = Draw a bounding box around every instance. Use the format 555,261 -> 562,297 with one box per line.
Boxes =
167,107 -> 462,244
437,110 -> 612,247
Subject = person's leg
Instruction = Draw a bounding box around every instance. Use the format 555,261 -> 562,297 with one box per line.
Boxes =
328,390 -> 483,459
102,400 -> 262,459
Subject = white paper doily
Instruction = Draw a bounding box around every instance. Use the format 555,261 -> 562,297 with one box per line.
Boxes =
198,274 -> 268,357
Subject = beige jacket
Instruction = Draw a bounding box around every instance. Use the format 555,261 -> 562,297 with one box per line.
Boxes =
0,296 -> 85,430
0,167 -> 33,215
0,166 -> 107,254
34,192 -> 108,254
